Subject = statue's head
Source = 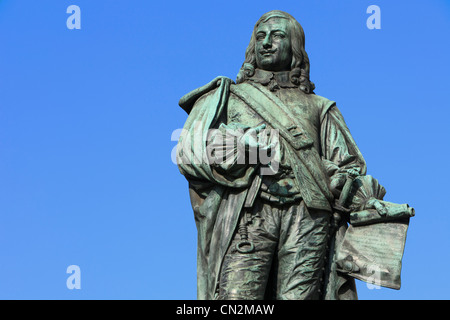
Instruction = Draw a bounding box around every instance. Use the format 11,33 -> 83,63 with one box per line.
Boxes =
236,10 -> 315,93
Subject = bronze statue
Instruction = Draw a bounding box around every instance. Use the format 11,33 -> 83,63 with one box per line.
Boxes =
176,10 -> 414,300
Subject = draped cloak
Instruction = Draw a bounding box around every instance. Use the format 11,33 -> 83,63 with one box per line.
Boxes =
176,76 -> 367,300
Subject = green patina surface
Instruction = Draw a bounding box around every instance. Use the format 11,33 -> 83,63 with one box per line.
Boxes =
177,10 -> 413,300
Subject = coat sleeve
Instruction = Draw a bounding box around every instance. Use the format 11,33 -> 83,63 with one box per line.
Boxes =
320,104 -> 367,199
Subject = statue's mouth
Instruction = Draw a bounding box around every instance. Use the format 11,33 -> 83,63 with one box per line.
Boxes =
260,49 -> 277,56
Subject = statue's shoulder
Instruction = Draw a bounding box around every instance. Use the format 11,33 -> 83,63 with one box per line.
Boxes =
306,92 -> 337,119
179,76 -> 234,114
304,92 -> 335,107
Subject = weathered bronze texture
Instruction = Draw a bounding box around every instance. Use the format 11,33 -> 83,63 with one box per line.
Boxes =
176,10 -> 413,300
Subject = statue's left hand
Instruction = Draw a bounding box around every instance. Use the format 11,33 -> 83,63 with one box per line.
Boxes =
365,197 -> 388,216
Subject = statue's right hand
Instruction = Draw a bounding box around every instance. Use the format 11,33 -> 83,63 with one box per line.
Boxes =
241,124 -> 266,151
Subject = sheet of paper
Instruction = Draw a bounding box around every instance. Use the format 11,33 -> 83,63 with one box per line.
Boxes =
336,218 -> 410,289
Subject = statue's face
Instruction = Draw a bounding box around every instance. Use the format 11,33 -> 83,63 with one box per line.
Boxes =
255,17 -> 292,72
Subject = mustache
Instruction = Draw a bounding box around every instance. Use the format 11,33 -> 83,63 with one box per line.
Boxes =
259,49 -> 277,54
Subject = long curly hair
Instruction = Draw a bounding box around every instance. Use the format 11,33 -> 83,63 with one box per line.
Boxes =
236,10 -> 315,94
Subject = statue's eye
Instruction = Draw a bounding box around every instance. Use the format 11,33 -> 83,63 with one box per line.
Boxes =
273,33 -> 285,39
256,34 -> 265,41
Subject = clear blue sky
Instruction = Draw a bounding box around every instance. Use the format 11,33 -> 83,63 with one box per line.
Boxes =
0,0 -> 449,299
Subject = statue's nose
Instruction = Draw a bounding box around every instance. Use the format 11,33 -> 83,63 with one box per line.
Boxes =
263,35 -> 272,48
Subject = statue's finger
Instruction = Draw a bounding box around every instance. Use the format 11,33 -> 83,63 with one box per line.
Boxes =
253,123 -> 266,133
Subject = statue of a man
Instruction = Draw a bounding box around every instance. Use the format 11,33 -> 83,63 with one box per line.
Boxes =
176,10 -> 411,300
